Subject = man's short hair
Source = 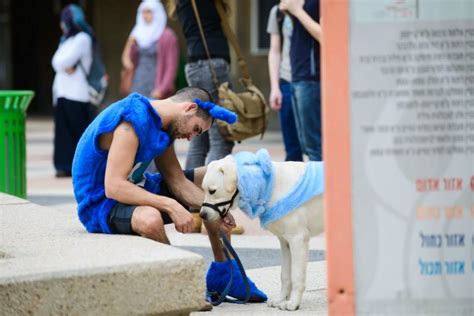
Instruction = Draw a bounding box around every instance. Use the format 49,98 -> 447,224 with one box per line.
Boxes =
171,87 -> 212,103
171,87 -> 213,121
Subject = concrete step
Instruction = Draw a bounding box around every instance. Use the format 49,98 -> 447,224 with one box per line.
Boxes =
0,193 -> 205,315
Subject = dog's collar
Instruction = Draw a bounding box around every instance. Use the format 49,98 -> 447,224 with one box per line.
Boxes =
202,189 -> 239,219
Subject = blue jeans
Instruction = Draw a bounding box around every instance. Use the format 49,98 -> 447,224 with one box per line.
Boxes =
184,58 -> 234,168
279,81 -> 303,161
291,81 -> 322,161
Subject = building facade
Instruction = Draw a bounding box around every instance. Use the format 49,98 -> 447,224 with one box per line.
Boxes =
0,0 -> 278,124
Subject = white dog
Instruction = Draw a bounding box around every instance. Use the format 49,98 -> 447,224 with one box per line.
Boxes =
200,149 -> 324,311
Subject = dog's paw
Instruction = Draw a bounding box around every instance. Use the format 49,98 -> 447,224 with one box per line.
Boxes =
267,298 -> 284,308
278,300 -> 300,311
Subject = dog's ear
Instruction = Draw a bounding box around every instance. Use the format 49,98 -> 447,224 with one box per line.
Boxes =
219,157 -> 237,193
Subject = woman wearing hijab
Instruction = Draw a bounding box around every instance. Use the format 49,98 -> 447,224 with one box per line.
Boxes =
121,0 -> 179,99
51,4 -> 96,178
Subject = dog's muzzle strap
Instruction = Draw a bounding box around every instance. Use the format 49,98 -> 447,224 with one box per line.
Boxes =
202,189 -> 239,219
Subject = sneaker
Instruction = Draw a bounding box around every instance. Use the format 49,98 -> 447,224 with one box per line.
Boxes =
206,259 -> 267,303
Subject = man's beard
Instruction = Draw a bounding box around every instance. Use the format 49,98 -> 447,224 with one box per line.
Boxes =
168,115 -> 190,140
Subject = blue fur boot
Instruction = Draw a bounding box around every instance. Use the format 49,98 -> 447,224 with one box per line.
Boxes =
206,260 -> 268,303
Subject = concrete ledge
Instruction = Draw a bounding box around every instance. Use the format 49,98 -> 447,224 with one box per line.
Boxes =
0,193 -> 205,315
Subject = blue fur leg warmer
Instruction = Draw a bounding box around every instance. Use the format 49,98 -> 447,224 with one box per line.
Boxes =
206,260 -> 268,302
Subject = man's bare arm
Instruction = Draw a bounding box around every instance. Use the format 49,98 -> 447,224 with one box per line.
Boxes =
154,145 -> 204,209
104,122 -> 176,212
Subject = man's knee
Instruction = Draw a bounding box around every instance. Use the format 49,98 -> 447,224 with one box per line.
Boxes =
132,206 -> 166,240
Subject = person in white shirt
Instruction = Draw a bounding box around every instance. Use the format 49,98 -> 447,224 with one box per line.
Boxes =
51,4 -> 96,178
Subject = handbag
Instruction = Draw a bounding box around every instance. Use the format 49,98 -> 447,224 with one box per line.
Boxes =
191,0 -> 269,142
119,67 -> 134,97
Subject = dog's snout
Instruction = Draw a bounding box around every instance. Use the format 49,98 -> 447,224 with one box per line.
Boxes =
199,211 -> 208,220
209,189 -> 216,195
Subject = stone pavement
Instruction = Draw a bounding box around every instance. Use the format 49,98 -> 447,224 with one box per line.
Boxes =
24,118 -> 328,314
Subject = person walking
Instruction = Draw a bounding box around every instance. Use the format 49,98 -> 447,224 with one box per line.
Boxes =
51,4 -> 96,177
267,4 -> 303,162
121,0 -> 179,99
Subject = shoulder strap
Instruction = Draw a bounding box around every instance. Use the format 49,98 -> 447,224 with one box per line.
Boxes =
77,41 -> 96,78
190,0 -> 220,92
78,62 -> 89,77
213,0 -> 251,84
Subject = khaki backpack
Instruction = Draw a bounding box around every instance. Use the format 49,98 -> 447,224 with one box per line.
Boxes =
191,0 -> 269,142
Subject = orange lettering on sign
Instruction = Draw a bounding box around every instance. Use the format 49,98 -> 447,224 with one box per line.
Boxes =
417,206 -> 440,219
444,206 -> 463,219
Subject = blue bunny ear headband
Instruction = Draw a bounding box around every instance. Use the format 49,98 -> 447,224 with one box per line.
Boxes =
194,99 -> 238,124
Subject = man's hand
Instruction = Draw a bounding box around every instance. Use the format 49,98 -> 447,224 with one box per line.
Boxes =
219,212 -> 237,234
168,200 -> 194,233
280,0 -> 305,16
269,88 -> 283,111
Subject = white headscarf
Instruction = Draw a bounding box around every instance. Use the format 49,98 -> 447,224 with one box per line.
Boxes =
130,0 -> 167,48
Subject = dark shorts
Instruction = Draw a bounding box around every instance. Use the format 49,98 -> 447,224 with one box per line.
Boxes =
107,169 -> 195,235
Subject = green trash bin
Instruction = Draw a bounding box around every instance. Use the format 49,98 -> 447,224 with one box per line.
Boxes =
0,90 -> 34,198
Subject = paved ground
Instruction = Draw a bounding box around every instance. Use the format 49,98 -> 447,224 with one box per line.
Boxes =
25,118 -> 327,314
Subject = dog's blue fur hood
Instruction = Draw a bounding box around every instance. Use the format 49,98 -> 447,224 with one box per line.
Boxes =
234,149 -> 324,227
234,149 -> 275,221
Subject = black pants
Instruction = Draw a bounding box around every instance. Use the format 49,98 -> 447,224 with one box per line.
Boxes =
54,98 -> 95,173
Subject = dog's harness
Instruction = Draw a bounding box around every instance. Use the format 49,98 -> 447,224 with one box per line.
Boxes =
201,189 -> 239,219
